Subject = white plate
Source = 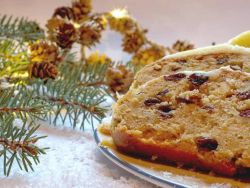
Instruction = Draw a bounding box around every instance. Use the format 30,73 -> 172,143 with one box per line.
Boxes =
94,129 -> 250,188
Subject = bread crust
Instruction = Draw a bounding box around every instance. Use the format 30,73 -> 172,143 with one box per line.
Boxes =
112,128 -> 239,177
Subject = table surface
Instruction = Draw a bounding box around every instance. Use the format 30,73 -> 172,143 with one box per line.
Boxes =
0,1 -> 250,187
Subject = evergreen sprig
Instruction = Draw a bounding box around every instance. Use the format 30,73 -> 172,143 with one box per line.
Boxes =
0,86 -> 48,121
0,15 -> 44,42
29,61 -> 108,129
0,115 -> 47,176
0,86 -> 48,176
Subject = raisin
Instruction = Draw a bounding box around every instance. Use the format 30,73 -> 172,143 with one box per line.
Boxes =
237,90 -> 250,100
176,96 -> 202,106
188,73 -> 209,86
157,89 -> 169,96
239,109 -> 250,117
164,73 -> 186,81
158,105 -> 172,113
158,105 -> 173,118
176,97 -> 193,104
196,137 -> 218,151
144,98 -> 162,106
201,105 -> 214,113
217,57 -> 228,64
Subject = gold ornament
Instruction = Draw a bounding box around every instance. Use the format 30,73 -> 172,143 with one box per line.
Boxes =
108,9 -> 135,33
46,18 -> 78,49
122,30 -> 145,53
46,18 -> 64,34
30,62 -> 58,80
172,40 -> 194,52
72,0 -> 92,23
131,45 -> 166,66
56,23 -> 78,49
106,65 -> 134,94
86,51 -> 112,65
53,6 -> 74,20
30,41 -> 59,65
78,25 -> 101,47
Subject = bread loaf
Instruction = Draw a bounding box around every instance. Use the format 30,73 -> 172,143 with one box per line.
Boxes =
111,67 -> 250,177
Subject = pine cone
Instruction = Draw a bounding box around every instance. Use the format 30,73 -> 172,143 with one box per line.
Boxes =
53,6 -> 74,20
30,41 -> 59,64
106,65 -> 134,94
72,0 -> 92,23
132,45 -> 166,66
86,51 -> 111,65
78,25 -> 101,47
30,62 -> 58,79
172,40 -> 194,52
108,16 -> 135,34
46,18 -> 78,49
56,23 -> 78,49
91,14 -> 107,31
122,30 -> 145,53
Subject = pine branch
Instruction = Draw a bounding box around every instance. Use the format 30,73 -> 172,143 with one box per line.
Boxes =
78,81 -> 106,87
35,95 -> 104,117
0,15 -> 44,42
29,61 -> 108,129
0,86 -> 48,121
0,115 -> 47,176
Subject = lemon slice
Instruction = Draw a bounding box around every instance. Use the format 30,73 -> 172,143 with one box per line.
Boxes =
229,31 -> 250,47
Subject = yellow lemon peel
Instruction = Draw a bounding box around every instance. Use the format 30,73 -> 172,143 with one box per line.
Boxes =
229,31 -> 250,47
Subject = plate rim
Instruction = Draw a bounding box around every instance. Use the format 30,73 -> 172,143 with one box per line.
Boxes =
94,129 -> 190,188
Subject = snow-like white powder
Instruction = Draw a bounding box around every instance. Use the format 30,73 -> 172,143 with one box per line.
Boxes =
0,124 -> 156,188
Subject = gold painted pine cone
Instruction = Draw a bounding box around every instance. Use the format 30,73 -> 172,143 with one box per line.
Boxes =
53,6 -> 74,20
30,62 -> 58,80
106,65 -> 134,94
122,30 -> 145,53
72,0 -> 92,23
131,46 -> 166,66
56,22 -> 78,49
78,25 -> 101,47
172,40 -> 194,52
30,41 -> 59,65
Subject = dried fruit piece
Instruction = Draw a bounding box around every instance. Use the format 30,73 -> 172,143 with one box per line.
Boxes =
239,109 -> 250,117
201,105 -> 215,113
188,73 -> 209,86
157,89 -> 169,96
144,98 -> 161,106
237,90 -> 250,100
176,97 -> 193,104
157,105 -> 173,118
176,96 -> 202,106
196,137 -> 218,151
164,73 -> 186,81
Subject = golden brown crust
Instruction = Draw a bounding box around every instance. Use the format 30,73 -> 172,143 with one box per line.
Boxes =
112,128 -> 239,177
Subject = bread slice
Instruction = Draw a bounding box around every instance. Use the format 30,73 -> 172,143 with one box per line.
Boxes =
111,67 -> 250,177
133,44 -> 250,88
